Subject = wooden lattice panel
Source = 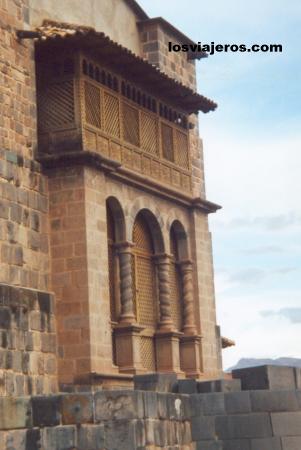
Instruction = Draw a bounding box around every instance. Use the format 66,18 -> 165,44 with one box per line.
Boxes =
135,255 -> 156,327
104,91 -> 120,138
133,216 -> 154,253
133,215 -> 156,327
84,81 -> 101,128
161,123 -> 174,162
37,80 -> 75,131
140,335 -> 156,372
122,102 -> 139,147
141,112 -> 158,155
176,130 -> 189,169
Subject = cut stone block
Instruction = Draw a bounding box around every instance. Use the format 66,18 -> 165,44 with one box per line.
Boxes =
0,397 -> 32,430
215,413 -> 273,439
61,393 -> 93,424
94,390 -> 144,421
271,411 -> 301,436
250,390 -> 299,412
198,379 -> 241,393
32,395 -> 61,427
134,373 -> 177,392
225,391 -> 251,414
232,365 -> 296,391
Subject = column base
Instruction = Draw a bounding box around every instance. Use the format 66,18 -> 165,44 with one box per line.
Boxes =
114,323 -> 145,374
180,334 -> 202,378
155,329 -> 185,376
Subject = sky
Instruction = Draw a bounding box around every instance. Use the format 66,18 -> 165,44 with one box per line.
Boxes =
139,0 -> 301,369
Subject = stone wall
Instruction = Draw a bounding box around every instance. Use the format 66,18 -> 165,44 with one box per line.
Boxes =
0,0 -> 50,290
0,369 -> 301,449
0,283 -> 57,397
30,0 -> 143,55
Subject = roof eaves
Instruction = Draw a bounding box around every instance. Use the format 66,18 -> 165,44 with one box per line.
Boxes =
32,21 -> 217,113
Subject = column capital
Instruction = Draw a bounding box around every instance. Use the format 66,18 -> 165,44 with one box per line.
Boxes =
114,240 -> 134,253
178,259 -> 194,272
153,253 -> 172,264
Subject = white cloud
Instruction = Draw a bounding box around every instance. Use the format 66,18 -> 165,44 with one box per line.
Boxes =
218,290 -> 301,368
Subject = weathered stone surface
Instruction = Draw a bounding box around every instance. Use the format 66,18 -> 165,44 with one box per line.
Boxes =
223,439 -> 251,450
233,365 -> 296,391
250,436 -> 282,450
134,373 -> 178,392
78,424 -> 105,450
215,413 -> 273,439
32,395 -> 61,427
0,397 -> 32,430
196,441 -> 223,450
95,390 -> 144,421
271,411 -> 301,436
281,436 -> 301,450
42,426 -> 76,450
250,390 -> 299,412
191,416 -> 216,440
61,393 -> 93,424
225,391 -> 251,414
104,419 -> 136,450
143,391 -> 158,418
198,379 -> 241,393
177,379 -> 198,394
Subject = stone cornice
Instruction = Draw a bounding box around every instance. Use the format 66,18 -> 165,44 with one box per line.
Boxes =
37,151 -> 221,214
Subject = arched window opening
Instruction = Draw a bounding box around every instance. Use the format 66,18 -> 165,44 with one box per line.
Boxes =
169,226 -> 184,331
132,212 -> 158,372
106,203 -> 118,323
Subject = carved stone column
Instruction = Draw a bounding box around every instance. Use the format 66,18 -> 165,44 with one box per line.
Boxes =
114,241 -> 144,373
179,259 -> 202,378
154,254 -> 183,375
179,259 -> 197,335
115,241 -> 135,324
154,253 -> 173,331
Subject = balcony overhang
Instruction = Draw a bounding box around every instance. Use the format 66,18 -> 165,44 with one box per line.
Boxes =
19,20 -> 217,114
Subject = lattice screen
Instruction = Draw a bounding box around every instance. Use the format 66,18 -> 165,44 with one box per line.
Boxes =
161,123 -> 174,162
141,112 -> 158,155
37,80 -> 75,131
133,216 -> 154,253
132,215 -> 157,327
122,102 -> 139,147
140,335 -> 156,371
104,92 -> 120,138
84,81 -> 101,128
175,130 -> 189,169
135,255 -> 156,327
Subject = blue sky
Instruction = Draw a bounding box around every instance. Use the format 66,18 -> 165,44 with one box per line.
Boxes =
139,0 -> 301,368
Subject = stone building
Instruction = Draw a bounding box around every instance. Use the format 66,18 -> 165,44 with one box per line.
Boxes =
0,0 -> 223,396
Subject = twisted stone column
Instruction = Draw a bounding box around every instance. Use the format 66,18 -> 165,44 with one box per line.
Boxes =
115,241 -> 135,323
179,259 -> 197,335
155,254 -> 173,330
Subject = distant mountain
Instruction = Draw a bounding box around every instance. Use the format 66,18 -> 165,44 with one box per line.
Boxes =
227,357 -> 301,372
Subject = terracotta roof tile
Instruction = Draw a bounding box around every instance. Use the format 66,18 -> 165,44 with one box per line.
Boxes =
33,20 -> 217,114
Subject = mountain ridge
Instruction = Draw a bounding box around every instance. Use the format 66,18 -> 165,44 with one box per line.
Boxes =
227,357 -> 301,372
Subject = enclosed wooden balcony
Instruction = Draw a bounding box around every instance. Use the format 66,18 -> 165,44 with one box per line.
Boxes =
34,21 -> 217,195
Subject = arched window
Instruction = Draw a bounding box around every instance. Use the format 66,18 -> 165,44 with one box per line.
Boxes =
106,202 -> 117,323
169,226 -> 183,331
106,197 -> 126,367
132,212 -> 158,371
